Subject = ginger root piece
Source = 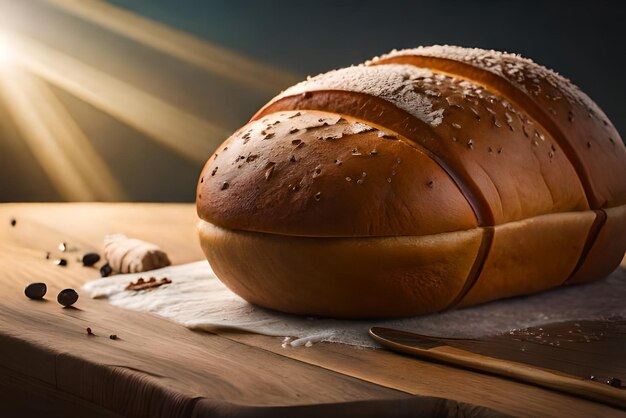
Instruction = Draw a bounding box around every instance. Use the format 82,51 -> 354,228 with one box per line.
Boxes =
103,234 -> 171,274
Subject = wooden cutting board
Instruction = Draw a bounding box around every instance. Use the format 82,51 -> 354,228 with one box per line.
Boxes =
2,203 -> 625,417
371,318 -> 626,409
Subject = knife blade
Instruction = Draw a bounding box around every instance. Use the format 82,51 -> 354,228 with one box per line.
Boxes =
369,326 -> 626,410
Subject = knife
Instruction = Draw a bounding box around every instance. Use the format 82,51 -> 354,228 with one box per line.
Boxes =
369,326 -> 626,410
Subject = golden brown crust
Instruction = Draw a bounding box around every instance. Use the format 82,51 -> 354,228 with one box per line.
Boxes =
371,46 -> 626,209
255,65 -> 589,227
198,220 -> 483,318
456,211 -> 595,308
199,209 -> 611,317
197,110 -> 477,237
566,205 -> 626,284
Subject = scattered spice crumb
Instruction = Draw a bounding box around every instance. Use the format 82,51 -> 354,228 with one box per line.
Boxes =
109,334 -> 118,340
86,327 -> 94,336
378,131 -> 396,139
305,341 -> 313,347
10,218 -> 16,227
281,336 -> 291,349
55,258 -> 68,267
125,277 -> 172,291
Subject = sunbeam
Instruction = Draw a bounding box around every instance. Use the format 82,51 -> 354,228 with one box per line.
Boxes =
21,71 -> 127,201
3,31 -> 229,163
0,35 -> 16,67
0,65 -> 96,201
44,0 -> 301,93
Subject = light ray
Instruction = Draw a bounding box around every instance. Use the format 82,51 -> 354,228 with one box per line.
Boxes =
44,0 -> 301,93
0,36 -> 15,66
4,31 -> 228,163
0,66 -> 96,201
21,71 -> 127,201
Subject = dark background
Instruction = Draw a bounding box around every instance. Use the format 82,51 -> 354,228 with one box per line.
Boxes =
1,0 -> 625,202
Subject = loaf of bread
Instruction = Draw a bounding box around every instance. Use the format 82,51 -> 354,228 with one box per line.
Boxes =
196,46 -> 626,318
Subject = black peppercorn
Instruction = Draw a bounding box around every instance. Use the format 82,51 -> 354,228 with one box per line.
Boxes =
57,288 -> 79,307
100,263 -> 113,277
82,252 -> 101,267
25,282 -> 47,300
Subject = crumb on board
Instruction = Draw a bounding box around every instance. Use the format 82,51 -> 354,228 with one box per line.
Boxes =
125,277 -> 172,291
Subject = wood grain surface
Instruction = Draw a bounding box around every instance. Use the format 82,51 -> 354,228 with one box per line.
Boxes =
0,203 -> 623,418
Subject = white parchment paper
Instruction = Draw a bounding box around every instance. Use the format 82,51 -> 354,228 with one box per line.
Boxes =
83,261 -> 626,348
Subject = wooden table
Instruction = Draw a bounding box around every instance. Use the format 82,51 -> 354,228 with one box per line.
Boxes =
1,203 -> 623,418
